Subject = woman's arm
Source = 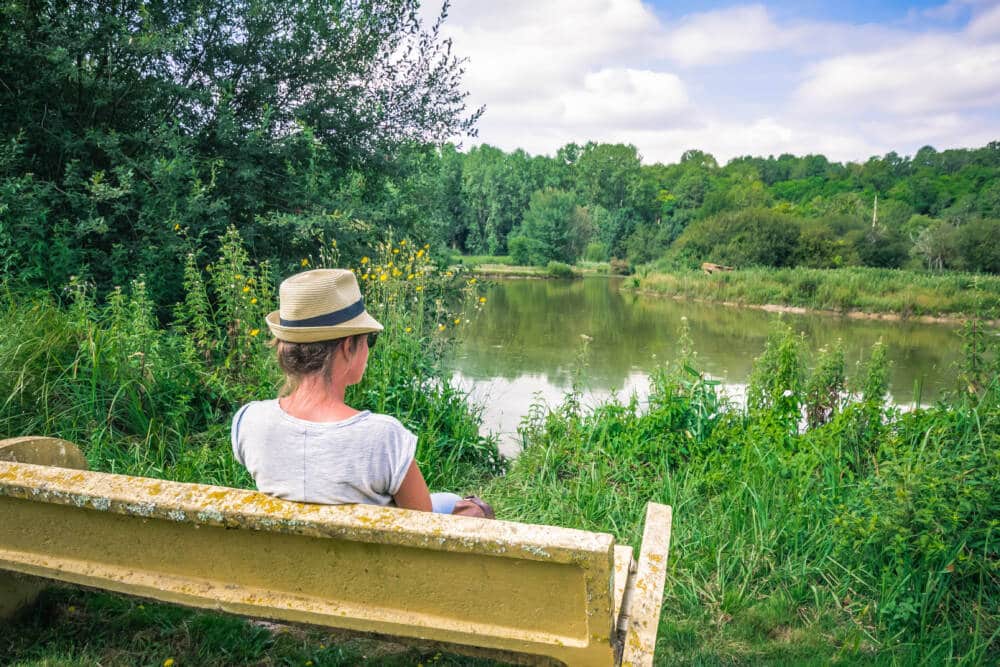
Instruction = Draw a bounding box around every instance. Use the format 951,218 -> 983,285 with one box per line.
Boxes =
392,460 -> 433,512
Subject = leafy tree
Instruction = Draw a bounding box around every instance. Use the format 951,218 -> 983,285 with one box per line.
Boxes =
0,0 -> 480,298
509,188 -> 592,265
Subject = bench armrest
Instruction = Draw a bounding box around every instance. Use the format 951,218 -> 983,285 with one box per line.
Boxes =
616,503 -> 672,667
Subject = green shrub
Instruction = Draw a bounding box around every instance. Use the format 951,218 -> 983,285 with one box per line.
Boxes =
545,261 -> 576,278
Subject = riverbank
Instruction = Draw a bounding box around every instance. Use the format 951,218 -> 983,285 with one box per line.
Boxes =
2,256 -> 997,664
626,266 -> 1000,320
450,254 -> 611,278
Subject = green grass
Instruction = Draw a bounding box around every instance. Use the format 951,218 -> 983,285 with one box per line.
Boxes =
2,237 -> 999,665
629,266 -> 1000,318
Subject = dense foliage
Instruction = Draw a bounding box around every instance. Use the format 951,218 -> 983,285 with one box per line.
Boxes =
379,141 -> 1000,273
0,230 -> 502,492
488,322 -> 1000,664
0,0 -> 480,303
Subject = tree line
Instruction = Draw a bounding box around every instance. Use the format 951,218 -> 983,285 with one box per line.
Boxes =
433,141 -> 1000,273
3,1 -> 999,312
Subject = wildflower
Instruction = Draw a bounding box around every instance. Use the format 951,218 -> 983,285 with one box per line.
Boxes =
242,286 -> 250,293
415,285 -> 424,292
301,258 -> 309,267
479,297 -> 487,304
67,606 -> 77,614
424,243 -> 429,249
249,328 -> 260,337
163,660 -> 174,667
235,274 -> 243,280
251,298 -> 258,304
393,248 -> 400,254
173,223 -> 180,231
379,273 -> 388,282
468,277 -> 477,284
445,271 -> 453,277
392,268 -> 402,277
438,323 -> 446,331
400,239 -> 407,246
407,274 -> 414,280
454,318 -> 461,325
416,249 -> 424,258
405,326 -> 412,333
331,239 -> 337,247
362,273 -> 369,280
360,256 -> 369,265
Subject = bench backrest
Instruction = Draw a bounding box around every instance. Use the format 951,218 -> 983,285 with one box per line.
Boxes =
0,447 -> 619,666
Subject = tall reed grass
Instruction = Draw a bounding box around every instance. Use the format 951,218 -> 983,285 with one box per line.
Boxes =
632,266 -> 1000,318
0,228 -> 503,492
486,321 -> 999,664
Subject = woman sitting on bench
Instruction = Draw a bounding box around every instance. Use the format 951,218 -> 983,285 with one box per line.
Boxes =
230,269 -> 462,514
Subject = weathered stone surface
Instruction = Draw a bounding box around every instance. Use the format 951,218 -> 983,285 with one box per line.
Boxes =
0,437 -> 88,619
0,438 -> 673,665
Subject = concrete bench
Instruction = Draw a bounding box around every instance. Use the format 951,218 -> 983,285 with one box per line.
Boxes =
0,437 -> 672,666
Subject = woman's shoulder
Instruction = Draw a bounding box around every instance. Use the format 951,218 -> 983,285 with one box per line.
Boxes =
233,399 -> 279,421
358,412 -> 413,435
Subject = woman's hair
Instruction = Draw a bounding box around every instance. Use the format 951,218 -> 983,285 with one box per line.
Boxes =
274,335 -> 363,395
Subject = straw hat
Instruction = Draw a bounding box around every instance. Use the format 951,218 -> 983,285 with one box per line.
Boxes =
266,269 -> 383,343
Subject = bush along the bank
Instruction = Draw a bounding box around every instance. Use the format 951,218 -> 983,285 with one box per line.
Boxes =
0,229 -> 503,492
486,320 -> 999,664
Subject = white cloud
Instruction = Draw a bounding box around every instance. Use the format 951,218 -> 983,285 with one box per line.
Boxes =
658,4 -> 792,66
427,1 -> 1000,163
794,31 -> 1000,116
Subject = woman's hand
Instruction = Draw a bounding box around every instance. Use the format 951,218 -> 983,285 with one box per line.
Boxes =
393,460 -> 433,512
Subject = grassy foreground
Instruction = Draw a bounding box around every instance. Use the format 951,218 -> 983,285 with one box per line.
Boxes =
2,235 -> 998,664
629,266 -> 1000,319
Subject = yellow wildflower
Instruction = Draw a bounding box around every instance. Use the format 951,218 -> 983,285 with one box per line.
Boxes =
242,285 -> 250,293
424,243 -> 430,249
331,239 -> 337,247
362,273 -> 369,280
163,660 -> 175,667
454,318 -> 461,325
235,274 -> 243,280
415,285 -> 424,292
360,256 -> 369,265
438,323 -> 446,331
468,277 -> 477,284
405,326 -> 412,333
393,248 -> 399,254
300,258 -> 309,267
400,239 -> 407,246
380,273 -> 388,282
250,298 -> 258,304
392,268 -> 402,277
407,274 -> 414,280
479,297 -> 487,303
445,271 -> 453,277
416,249 -> 424,258
249,328 -> 260,337
173,223 -> 180,231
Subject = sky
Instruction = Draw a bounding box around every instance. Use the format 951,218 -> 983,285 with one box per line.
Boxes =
421,0 -> 1000,165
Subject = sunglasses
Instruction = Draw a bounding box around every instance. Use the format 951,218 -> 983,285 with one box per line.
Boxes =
366,332 -> 379,350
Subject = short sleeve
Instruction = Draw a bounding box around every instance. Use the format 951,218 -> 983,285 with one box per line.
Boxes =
231,403 -> 252,466
385,420 -> 418,496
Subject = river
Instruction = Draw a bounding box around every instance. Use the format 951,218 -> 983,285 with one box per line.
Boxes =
451,276 -> 966,456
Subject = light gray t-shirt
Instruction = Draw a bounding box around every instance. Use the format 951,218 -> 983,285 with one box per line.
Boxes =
231,400 -> 417,505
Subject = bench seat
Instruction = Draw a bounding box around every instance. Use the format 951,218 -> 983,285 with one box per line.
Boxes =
0,437 -> 671,666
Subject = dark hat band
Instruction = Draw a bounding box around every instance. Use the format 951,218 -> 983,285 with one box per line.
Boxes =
279,298 -> 366,327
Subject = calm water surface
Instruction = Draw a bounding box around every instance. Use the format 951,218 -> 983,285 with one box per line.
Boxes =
451,277 -> 964,456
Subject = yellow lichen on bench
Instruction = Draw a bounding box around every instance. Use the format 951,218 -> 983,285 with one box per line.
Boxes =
0,437 -> 671,666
